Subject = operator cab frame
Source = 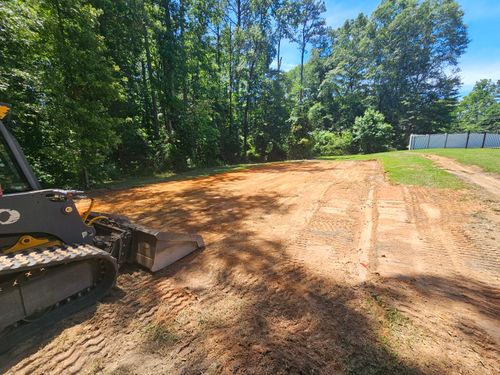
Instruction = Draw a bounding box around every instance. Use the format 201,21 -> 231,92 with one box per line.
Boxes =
0,103 -> 41,195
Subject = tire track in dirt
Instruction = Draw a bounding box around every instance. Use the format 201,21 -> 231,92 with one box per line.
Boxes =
124,166 -> 345,371
408,187 -> 500,366
370,178 -> 500,373
357,181 -> 377,282
285,166 -> 377,284
374,184 -> 425,278
425,154 -> 500,197
187,164 -> 379,373
7,273 -> 196,375
5,160 -> 499,374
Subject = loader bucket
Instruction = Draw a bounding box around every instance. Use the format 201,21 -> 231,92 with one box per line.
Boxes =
129,225 -> 205,272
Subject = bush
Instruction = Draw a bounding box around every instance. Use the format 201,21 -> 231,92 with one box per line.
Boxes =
288,107 -> 313,159
352,109 -> 393,153
311,130 -> 353,156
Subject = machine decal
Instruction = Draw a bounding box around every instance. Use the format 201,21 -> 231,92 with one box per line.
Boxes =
0,208 -> 21,225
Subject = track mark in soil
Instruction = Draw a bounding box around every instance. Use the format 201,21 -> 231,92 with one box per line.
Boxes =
425,154 -> 500,197
357,181 -> 377,282
3,160 -> 499,375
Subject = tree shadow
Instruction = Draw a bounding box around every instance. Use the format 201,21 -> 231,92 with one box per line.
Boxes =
373,274 -> 500,321
3,161 -> 496,374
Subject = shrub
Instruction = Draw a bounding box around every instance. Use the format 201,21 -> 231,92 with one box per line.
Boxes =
352,109 -> 393,153
288,107 -> 313,159
311,130 -> 353,156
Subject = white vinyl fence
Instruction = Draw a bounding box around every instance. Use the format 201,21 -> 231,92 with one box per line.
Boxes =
408,132 -> 500,150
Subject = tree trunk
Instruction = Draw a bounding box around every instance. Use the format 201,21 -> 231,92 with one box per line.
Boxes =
180,0 -> 188,103
276,28 -> 282,75
160,0 -> 175,135
140,60 -> 152,131
299,38 -> 305,104
242,60 -> 255,162
142,21 -> 159,139
228,22 -> 234,148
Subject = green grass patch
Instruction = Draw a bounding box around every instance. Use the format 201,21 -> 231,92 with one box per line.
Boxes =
417,148 -> 500,174
319,151 -> 465,189
144,323 -> 179,348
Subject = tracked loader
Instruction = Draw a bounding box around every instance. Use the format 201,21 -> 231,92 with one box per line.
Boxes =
0,104 -> 204,353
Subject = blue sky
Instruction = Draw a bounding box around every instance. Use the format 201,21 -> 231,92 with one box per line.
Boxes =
278,0 -> 500,96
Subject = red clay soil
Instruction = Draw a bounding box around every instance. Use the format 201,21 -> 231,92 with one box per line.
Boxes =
2,161 -> 499,374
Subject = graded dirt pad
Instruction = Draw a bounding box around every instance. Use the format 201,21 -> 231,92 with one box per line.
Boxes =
3,161 -> 500,374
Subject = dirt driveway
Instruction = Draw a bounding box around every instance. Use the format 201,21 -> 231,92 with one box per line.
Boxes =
425,154 -> 500,197
4,161 -> 499,374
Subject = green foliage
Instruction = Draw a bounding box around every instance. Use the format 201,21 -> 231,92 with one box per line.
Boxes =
288,0 -> 468,147
311,130 -> 353,156
1,0 -> 474,187
352,109 -> 393,154
288,107 -> 314,159
1,0 -> 122,187
453,79 -> 500,132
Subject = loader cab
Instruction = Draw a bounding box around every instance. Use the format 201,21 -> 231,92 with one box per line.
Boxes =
0,132 -> 32,194
0,104 -> 41,195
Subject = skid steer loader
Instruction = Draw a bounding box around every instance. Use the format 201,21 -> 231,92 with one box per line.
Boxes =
0,104 -> 204,353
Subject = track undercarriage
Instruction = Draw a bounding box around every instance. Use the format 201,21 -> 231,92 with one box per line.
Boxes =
0,245 -> 117,351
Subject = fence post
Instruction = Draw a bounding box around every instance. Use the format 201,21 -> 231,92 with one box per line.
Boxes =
481,132 -> 487,148
465,130 -> 470,148
426,134 -> 431,149
444,133 -> 448,148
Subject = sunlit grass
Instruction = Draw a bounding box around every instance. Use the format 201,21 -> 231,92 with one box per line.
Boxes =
319,151 -> 465,189
417,148 -> 500,174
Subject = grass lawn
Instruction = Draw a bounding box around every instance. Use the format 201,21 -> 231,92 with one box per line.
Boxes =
319,151 -> 465,189
417,148 -> 500,174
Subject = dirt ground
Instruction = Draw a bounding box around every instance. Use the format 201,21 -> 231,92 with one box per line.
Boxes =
424,154 -> 500,197
3,160 -> 500,374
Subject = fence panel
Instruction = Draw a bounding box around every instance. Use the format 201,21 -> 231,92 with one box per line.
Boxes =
411,135 -> 429,149
408,132 -> 500,150
467,133 -> 485,148
428,134 -> 446,148
484,133 -> 500,148
446,133 -> 468,148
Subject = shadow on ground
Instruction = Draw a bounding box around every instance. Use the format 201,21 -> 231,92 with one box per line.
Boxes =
2,162 -> 497,374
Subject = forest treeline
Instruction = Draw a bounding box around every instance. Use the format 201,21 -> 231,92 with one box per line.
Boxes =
0,0 -> 498,187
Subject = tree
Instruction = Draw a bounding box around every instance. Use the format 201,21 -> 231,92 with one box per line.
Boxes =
288,105 -> 313,159
367,0 -> 468,144
315,14 -> 370,131
454,79 -> 500,132
288,0 -> 326,103
1,0 -> 473,186
352,109 -> 393,154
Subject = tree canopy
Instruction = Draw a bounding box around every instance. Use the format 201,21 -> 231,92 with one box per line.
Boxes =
453,79 -> 500,132
0,0 -> 483,188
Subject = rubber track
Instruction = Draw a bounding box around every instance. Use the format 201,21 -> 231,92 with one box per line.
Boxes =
0,244 -> 113,275
0,244 -> 117,355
